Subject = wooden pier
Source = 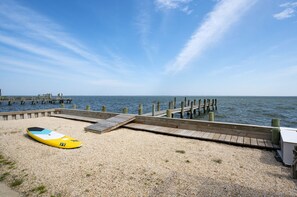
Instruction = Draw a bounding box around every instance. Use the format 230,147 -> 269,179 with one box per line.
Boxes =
0,96 -> 72,105
143,98 -> 217,118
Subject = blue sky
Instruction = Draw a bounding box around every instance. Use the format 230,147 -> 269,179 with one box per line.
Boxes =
0,0 -> 297,96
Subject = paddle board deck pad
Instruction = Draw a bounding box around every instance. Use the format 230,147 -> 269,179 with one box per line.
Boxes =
27,127 -> 82,149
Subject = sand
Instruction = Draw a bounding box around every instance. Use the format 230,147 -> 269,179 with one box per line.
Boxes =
0,117 -> 296,196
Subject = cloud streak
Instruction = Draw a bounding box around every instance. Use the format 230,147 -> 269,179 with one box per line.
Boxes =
273,1 -> 297,20
165,0 -> 257,74
155,0 -> 193,14
0,0 -> 134,86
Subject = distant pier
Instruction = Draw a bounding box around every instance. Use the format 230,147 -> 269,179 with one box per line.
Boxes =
0,94 -> 72,106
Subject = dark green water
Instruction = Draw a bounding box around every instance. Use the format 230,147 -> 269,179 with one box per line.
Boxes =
0,96 -> 296,128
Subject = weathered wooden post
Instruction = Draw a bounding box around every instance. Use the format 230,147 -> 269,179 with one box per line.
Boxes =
184,97 -> 187,107
180,101 -> 184,118
203,99 -> 206,113
211,99 -> 215,110
72,104 -> 77,109
102,105 -> 106,112
152,104 -> 155,116
207,99 -> 210,111
168,101 -> 171,109
166,109 -> 172,118
174,97 -> 177,109
187,100 -> 190,107
138,104 -> 143,115
271,118 -> 280,145
86,105 -> 90,110
209,112 -> 215,121
123,107 -> 128,114
194,99 -> 196,106
292,146 -> 297,179
157,101 -> 160,111
190,101 -> 194,119
215,99 -> 217,110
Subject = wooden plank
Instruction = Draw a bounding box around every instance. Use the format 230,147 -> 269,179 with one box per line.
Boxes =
218,134 -> 226,141
264,140 -> 273,149
201,132 -> 211,139
190,131 -> 204,138
84,114 -> 136,133
243,137 -> 251,145
207,133 -> 215,140
257,139 -> 265,147
181,130 -> 197,137
237,136 -> 244,144
212,133 -> 221,140
224,135 -> 231,142
250,138 -> 258,146
230,136 -> 238,143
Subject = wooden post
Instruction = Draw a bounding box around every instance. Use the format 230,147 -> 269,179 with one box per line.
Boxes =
203,99 -> 206,113
194,99 -> 196,106
174,97 -> 176,109
72,104 -> 77,109
209,112 -> 215,121
215,99 -> 217,110
86,105 -> 90,110
152,104 -> 155,116
292,146 -> 297,179
211,99 -> 214,110
207,99 -> 210,111
190,101 -> 194,119
271,118 -> 280,145
180,101 -> 184,118
123,107 -> 128,114
138,104 -> 143,115
166,109 -> 172,118
184,97 -> 187,107
187,100 -> 190,107
102,105 -> 106,112
157,101 -> 160,111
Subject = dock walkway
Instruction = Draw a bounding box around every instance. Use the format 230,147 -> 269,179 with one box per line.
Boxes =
124,123 -> 276,149
84,114 -> 136,134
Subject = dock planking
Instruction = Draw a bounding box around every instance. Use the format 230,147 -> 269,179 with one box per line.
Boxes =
124,123 -> 276,150
84,114 -> 135,134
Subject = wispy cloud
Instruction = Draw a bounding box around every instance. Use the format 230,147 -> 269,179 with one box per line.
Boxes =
155,0 -> 193,15
165,0 -> 257,74
273,2 -> 297,20
0,0 -> 132,85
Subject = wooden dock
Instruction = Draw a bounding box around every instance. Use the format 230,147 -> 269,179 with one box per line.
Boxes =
142,98 -> 217,118
124,123 -> 275,149
84,114 -> 136,134
0,96 -> 72,105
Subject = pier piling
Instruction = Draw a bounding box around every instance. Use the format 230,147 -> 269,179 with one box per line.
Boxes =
138,104 -> 143,115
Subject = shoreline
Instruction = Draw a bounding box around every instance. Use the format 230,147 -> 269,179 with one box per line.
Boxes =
0,117 -> 296,196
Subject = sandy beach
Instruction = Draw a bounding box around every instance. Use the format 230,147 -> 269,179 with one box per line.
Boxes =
0,117 -> 296,196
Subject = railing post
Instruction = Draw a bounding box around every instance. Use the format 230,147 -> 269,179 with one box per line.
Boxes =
166,109 -> 172,118
208,112 -> 215,121
157,101 -> 160,111
180,101 -> 184,119
152,104 -> 155,116
271,118 -> 280,145
190,101 -> 194,119
102,105 -> 106,112
138,104 -> 143,115
123,107 -> 128,114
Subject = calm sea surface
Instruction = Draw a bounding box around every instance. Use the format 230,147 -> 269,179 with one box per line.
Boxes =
0,96 -> 296,128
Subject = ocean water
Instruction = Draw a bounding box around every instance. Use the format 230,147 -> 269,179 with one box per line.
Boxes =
0,96 -> 296,128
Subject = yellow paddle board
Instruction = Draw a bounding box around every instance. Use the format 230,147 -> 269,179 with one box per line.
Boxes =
27,127 -> 82,149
